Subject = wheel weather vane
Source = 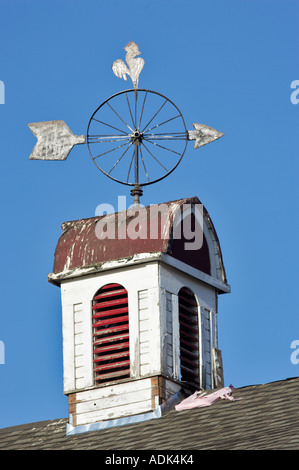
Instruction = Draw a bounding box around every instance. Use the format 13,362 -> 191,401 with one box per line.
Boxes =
28,41 -> 224,204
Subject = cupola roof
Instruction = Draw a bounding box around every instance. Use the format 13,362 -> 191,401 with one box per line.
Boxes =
49,196 -> 228,291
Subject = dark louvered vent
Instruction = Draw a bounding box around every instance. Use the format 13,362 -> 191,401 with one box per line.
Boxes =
178,287 -> 200,387
92,283 -> 130,384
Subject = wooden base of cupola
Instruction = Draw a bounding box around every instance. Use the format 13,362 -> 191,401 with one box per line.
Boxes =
67,375 -> 192,428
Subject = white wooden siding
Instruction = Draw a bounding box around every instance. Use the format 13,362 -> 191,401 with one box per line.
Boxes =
200,307 -> 213,389
165,291 -> 173,377
172,293 -> 180,381
73,303 -> 85,389
72,378 -> 154,426
62,302 -> 75,393
160,289 -> 174,379
138,289 -> 151,376
72,302 -> 93,390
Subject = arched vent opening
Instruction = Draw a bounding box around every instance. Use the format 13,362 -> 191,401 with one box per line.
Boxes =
178,287 -> 200,387
92,283 -> 130,384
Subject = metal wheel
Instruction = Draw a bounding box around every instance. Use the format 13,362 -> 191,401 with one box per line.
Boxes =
86,89 -> 188,192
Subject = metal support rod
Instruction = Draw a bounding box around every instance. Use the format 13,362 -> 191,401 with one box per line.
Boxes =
135,141 -> 139,192
130,185 -> 143,206
131,140 -> 142,205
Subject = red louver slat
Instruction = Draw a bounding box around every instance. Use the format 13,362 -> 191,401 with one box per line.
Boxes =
180,346 -> 198,360
92,283 -> 130,385
92,306 -> 128,319
94,283 -> 123,294
179,319 -> 199,335
178,293 -> 197,307
93,314 -> 129,329
92,297 -> 128,311
93,341 -> 130,355
93,288 -> 127,301
180,336 -> 199,349
93,350 -> 130,363
94,360 -> 130,372
93,325 -> 129,345
179,287 -> 200,386
95,369 -> 130,382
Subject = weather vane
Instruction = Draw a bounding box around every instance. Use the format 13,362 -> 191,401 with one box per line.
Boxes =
28,41 -> 224,205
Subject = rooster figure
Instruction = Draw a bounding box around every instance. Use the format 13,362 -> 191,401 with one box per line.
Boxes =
112,41 -> 145,91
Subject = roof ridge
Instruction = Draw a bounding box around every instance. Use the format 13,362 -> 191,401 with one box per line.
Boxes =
60,196 -> 200,230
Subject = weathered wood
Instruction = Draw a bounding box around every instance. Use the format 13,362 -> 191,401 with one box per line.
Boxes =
213,348 -> 224,389
151,377 -> 159,409
172,293 -> 180,382
71,377 -> 152,401
69,378 -> 155,426
76,399 -> 153,426
62,303 -> 75,393
75,388 -> 152,414
200,307 -> 212,389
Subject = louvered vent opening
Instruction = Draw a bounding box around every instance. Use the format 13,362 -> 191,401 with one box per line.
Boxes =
92,283 -> 130,384
178,287 -> 200,387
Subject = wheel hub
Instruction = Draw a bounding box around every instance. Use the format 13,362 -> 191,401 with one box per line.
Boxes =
132,130 -> 143,143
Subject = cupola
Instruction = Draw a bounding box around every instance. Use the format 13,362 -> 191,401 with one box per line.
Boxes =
48,196 -> 230,434
28,41 -> 229,435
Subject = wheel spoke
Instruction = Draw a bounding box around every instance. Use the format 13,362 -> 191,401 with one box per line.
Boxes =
91,117 -> 129,135
88,135 -> 131,143
89,134 -> 131,138
148,132 -> 186,136
107,102 -> 134,133
141,99 -> 168,134
125,92 -> 136,129
139,146 -> 150,182
93,140 -> 131,160
138,91 -> 148,130
142,138 -> 182,156
143,133 -> 186,141
141,141 -> 168,172
126,148 -> 135,183
107,141 -> 134,174
143,114 -> 181,134
134,92 -> 138,131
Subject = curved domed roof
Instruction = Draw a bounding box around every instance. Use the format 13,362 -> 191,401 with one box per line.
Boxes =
48,196 -> 229,292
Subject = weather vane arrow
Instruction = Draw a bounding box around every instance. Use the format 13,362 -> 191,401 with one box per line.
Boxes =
28,41 -> 224,203
187,123 -> 224,149
28,120 -> 85,160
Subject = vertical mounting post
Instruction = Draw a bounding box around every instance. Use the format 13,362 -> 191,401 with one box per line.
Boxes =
130,130 -> 143,205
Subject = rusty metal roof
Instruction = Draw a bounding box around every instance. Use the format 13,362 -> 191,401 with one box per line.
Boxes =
49,196 -> 228,286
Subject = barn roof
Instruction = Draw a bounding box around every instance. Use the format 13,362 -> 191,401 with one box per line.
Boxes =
1,377 -> 298,450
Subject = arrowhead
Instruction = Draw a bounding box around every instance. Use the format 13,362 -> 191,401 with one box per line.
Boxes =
28,120 -> 85,160
188,123 -> 224,149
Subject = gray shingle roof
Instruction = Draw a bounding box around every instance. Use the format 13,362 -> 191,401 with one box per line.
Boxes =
0,376 -> 298,450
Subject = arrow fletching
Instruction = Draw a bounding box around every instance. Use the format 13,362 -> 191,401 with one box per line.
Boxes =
28,120 -> 85,160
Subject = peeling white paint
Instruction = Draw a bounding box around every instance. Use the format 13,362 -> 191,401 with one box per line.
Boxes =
49,252 -> 162,284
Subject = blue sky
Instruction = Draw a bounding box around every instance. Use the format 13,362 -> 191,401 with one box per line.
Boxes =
0,0 -> 298,429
